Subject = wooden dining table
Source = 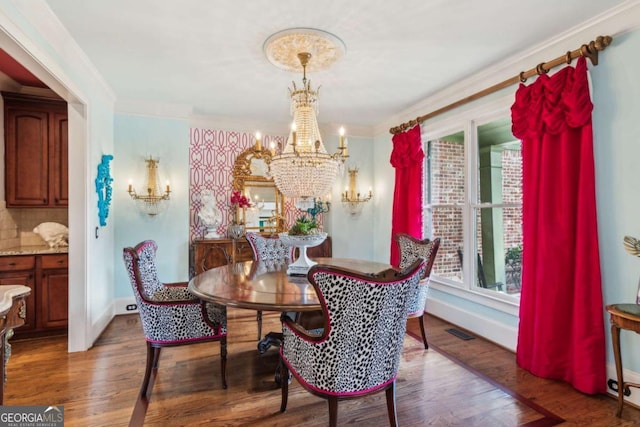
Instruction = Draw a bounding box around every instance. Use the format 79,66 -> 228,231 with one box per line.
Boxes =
188,257 -> 393,354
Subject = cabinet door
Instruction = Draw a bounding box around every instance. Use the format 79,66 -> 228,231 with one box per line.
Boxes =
234,239 -> 254,263
0,271 -> 35,331
4,108 -> 49,206
193,241 -> 233,274
40,269 -> 68,329
51,112 -> 68,206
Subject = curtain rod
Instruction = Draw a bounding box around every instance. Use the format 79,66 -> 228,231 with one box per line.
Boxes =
389,35 -> 613,135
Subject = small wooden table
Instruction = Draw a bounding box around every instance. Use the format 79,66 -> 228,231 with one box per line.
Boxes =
188,257 -> 392,354
606,303 -> 640,417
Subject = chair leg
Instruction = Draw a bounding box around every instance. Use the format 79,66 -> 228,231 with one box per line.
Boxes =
328,396 -> 338,427
140,342 -> 161,397
220,336 -> 228,389
418,314 -> 429,349
385,381 -> 398,427
280,362 -> 289,412
257,310 -> 263,340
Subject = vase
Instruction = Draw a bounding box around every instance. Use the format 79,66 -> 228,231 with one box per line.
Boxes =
228,223 -> 245,239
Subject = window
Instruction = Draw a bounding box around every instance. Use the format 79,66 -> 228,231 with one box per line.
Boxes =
425,131 -> 465,283
474,119 -> 522,295
424,108 -> 522,301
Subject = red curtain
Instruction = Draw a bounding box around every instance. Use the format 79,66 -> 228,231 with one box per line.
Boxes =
389,125 -> 424,266
511,56 -> 605,394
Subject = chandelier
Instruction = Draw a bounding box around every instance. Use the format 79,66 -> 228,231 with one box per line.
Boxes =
266,29 -> 348,200
127,157 -> 171,216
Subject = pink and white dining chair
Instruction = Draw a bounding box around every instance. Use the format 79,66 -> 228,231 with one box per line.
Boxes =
394,233 -> 440,349
122,240 -> 228,401
279,258 -> 426,427
246,232 -> 294,340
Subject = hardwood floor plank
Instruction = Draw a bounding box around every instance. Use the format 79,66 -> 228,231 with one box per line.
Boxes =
3,310 -> 639,426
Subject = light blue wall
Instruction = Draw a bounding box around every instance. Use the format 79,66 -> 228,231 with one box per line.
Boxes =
372,132 -> 395,264
327,134 -> 376,261
591,30 -> 640,372
113,114 -> 190,298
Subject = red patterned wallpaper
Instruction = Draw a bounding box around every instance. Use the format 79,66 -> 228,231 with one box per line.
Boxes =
189,127 -> 306,241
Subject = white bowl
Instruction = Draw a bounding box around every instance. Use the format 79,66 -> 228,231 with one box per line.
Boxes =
279,232 -> 327,248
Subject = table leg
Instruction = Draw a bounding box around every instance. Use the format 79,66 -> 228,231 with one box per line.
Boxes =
611,323 -> 624,417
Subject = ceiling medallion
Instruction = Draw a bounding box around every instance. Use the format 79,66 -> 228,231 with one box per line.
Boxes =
263,28 -> 346,73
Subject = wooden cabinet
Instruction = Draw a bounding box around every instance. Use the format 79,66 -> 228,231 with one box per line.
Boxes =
192,236 -> 332,275
0,254 -> 68,338
2,92 -> 68,207
40,254 -> 69,329
192,238 -> 253,275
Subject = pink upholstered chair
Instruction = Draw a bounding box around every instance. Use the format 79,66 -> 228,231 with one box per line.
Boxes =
122,240 -> 228,400
394,233 -> 440,349
279,258 -> 426,427
246,232 -> 294,340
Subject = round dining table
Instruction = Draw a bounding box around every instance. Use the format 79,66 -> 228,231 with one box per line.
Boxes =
188,257 -> 392,311
188,257 -> 393,354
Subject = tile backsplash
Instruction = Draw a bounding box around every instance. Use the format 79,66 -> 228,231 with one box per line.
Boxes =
0,201 -> 68,249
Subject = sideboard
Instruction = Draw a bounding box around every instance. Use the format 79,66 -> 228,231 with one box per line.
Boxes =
192,236 -> 333,275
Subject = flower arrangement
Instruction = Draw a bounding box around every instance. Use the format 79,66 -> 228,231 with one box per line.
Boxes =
230,190 -> 251,225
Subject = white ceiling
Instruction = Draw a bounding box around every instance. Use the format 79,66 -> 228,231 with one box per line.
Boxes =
44,0 -> 625,132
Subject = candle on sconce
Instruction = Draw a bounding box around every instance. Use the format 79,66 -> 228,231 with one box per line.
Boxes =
255,131 -> 262,151
368,187 -> 373,198
269,141 -> 276,155
339,126 -> 345,148
128,179 -> 133,193
166,181 -> 171,193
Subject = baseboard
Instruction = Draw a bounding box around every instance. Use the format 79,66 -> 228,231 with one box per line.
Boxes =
114,296 -> 139,315
426,297 -> 517,351
89,304 -> 114,345
606,362 -> 640,409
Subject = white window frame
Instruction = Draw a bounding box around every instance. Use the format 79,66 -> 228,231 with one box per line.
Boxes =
423,94 -> 520,316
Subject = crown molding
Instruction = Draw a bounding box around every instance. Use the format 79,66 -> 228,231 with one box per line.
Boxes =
376,0 -> 640,136
189,113 -> 375,139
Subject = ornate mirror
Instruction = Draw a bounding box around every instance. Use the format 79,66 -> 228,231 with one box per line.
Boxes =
232,146 -> 286,234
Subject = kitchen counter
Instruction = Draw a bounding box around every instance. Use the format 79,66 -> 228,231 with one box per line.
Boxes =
0,245 -> 68,256
0,284 -> 30,313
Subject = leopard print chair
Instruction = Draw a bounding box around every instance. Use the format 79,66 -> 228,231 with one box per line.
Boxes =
122,240 -> 228,402
279,258 -> 426,427
246,232 -> 294,340
394,233 -> 441,349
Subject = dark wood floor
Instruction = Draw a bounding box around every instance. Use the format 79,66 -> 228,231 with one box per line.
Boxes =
4,309 -> 640,426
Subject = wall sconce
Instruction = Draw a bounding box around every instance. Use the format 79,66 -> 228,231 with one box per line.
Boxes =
127,156 -> 171,216
342,167 -> 372,216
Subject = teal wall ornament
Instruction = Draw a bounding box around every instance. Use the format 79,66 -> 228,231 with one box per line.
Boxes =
95,154 -> 114,227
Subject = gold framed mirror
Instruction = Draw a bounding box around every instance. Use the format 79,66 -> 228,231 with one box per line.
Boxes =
232,146 -> 285,234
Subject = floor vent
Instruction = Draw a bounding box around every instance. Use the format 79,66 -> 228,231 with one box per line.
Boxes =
446,328 -> 475,340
